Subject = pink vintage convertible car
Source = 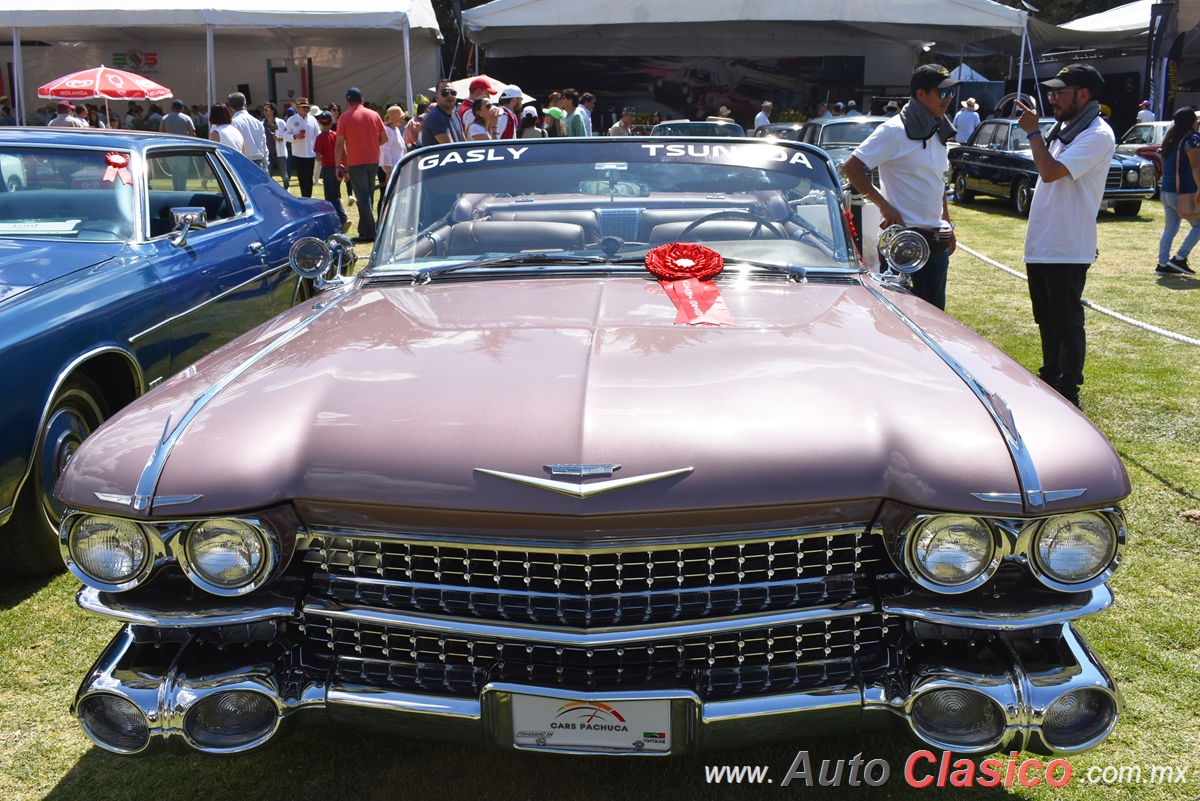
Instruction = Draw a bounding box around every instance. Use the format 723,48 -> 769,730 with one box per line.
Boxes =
56,138 -> 1127,758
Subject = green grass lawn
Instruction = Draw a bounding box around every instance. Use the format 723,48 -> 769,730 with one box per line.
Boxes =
2,194 -> 1198,800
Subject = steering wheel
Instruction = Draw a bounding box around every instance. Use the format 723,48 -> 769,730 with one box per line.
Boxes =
677,210 -> 786,241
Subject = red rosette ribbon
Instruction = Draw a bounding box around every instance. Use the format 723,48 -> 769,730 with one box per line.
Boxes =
644,242 -> 734,326
103,152 -> 132,185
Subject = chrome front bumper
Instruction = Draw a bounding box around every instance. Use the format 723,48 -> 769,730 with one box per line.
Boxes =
72,584 -> 1122,757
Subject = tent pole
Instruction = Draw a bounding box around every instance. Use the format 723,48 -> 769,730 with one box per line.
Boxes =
1026,25 -> 1042,115
206,24 -> 215,111
402,19 -> 413,116
1016,24 -> 1027,114
12,27 -> 24,126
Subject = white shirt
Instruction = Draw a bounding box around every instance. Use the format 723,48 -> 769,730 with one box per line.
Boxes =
47,113 -> 88,128
953,109 -> 980,143
754,111 -> 771,130
1137,108 -> 1155,123
379,125 -> 405,167
1024,116 -> 1116,265
230,109 -> 267,160
852,115 -> 949,229
283,111 -> 319,159
214,123 -> 246,154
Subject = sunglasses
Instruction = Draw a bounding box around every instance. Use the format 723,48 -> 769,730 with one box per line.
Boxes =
937,88 -> 955,100
440,88 -> 458,97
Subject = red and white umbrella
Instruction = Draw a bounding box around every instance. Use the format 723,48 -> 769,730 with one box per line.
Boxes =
38,65 -> 171,101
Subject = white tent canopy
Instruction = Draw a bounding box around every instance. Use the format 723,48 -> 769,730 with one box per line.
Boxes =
464,0 -> 1026,53
2,0 -> 442,124
1062,0 -> 1151,34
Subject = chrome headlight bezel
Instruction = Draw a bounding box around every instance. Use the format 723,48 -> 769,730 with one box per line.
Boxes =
1020,510 -> 1124,592
178,517 -> 279,596
900,514 -> 1003,594
60,513 -> 165,592
1139,162 -> 1156,187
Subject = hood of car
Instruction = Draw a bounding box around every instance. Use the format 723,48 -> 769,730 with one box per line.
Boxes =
0,238 -> 121,305
59,275 -> 1130,523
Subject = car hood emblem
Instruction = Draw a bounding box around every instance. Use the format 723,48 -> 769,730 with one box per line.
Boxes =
474,466 -> 693,499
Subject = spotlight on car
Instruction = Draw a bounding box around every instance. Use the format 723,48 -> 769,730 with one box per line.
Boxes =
911,688 -> 1006,750
184,691 -> 279,751
1042,688 -> 1118,750
906,515 -> 997,592
1030,512 -> 1118,588
182,518 -> 273,594
78,693 -> 150,753
878,225 -> 929,275
65,514 -> 153,588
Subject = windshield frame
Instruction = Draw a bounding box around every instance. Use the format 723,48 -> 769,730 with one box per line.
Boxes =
372,137 -> 858,279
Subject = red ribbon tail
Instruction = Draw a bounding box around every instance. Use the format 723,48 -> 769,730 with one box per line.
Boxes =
661,278 -> 735,326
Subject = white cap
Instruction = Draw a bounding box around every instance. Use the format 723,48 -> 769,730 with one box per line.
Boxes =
498,85 -> 523,101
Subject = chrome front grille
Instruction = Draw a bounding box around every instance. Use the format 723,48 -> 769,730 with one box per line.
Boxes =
298,527 -> 889,627
1106,167 -> 1122,190
301,611 -> 892,700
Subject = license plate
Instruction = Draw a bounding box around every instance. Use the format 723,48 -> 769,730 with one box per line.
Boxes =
511,693 -> 671,753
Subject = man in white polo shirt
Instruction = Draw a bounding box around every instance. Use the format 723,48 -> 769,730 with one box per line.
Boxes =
843,64 -> 960,310
1015,63 -> 1115,409
283,98 -> 319,197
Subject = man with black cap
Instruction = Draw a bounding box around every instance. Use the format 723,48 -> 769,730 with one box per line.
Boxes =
843,64 -> 960,310
1014,64 -> 1115,409
334,87 -> 387,242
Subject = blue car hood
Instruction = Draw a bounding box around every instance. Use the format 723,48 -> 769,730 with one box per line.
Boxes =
0,238 -> 122,305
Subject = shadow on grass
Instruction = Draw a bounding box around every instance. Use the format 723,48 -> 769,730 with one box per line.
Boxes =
1154,275 -> 1200,290
1119,449 -> 1200,502
0,572 -> 57,610
44,726 -> 1036,801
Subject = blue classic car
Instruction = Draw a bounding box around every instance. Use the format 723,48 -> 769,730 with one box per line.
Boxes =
0,128 -> 344,576
949,117 -> 1156,216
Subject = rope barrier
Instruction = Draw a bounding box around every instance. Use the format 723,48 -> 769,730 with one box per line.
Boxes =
957,243 -> 1200,348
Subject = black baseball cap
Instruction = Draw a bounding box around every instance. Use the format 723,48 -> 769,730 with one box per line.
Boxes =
346,87 -> 363,102
171,99 -> 185,109
317,111 -> 333,123
910,64 -> 962,95
1042,63 -> 1104,95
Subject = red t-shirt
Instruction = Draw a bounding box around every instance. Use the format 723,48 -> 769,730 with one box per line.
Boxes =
314,130 -> 337,166
337,104 -> 385,166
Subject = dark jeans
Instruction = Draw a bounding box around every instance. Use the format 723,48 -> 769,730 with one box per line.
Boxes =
910,246 -> 950,310
292,156 -> 315,198
320,166 -> 347,224
268,149 -> 290,190
1026,263 -> 1089,406
347,163 -> 378,240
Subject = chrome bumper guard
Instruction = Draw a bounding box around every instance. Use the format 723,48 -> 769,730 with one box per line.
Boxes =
73,585 -> 1122,757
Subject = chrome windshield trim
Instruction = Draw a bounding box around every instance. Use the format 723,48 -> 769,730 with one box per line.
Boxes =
304,598 -> 876,647
863,280 -> 1046,512
130,292 -> 351,513
473,467 -> 693,498
882,583 -> 1113,630
76,585 -> 296,627
299,521 -> 880,553
129,263 -> 289,343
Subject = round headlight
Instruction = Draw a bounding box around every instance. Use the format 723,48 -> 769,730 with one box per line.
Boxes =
185,519 -> 267,589
69,515 -> 151,584
185,691 -> 278,750
1140,163 -> 1156,186
1033,512 -> 1116,584
1124,168 -> 1139,185
910,516 -> 995,588
1042,688 -> 1117,749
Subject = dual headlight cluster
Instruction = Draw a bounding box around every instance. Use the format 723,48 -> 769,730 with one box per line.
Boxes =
63,514 -> 278,595
1125,163 -> 1156,188
902,510 -> 1122,594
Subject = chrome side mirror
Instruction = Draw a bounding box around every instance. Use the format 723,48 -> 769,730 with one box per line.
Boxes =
169,207 -> 208,248
878,225 -> 929,276
289,235 -> 357,291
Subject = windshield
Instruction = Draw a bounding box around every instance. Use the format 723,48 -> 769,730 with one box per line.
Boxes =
374,139 -> 853,275
0,147 -> 135,241
651,122 -> 746,137
818,121 -> 884,147
1012,121 -> 1056,152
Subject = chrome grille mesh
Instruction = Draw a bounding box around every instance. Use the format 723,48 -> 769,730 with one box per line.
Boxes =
301,611 -> 891,700
298,528 -> 888,627
1105,167 -> 1122,190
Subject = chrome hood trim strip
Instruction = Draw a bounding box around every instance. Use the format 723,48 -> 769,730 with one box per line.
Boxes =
129,294 -> 351,514
473,467 -> 694,498
863,280 -> 1046,512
